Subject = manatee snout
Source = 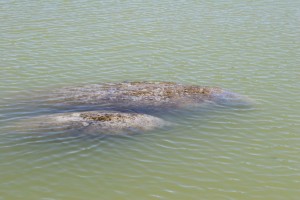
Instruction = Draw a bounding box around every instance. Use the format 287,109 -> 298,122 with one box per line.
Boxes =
211,90 -> 253,107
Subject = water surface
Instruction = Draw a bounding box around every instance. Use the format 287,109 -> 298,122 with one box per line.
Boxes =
1,0 -> 300,199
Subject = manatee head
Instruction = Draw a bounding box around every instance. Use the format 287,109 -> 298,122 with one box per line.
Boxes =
210,90 -> 253,108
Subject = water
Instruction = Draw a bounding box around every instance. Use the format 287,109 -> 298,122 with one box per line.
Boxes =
1,0 -> 300,199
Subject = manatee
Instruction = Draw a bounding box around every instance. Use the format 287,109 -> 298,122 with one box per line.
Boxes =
17,111 -> 170,135
10,82 -> 251,136
48,81 -> 250,111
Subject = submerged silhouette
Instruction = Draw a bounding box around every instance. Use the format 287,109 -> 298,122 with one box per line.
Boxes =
17,81 -> 251,135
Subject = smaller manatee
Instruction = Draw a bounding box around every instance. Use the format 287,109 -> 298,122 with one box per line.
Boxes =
17,111 -> 170,135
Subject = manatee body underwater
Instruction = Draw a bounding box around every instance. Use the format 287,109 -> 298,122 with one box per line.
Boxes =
49,81 -> 251,111
16,81 -> 251,135
17,111 -> 169,135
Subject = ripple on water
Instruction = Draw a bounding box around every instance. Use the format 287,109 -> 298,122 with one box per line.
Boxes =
1,0 -> 300,199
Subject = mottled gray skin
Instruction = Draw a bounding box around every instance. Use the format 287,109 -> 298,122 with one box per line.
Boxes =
18,111 -> 169,135
49,81 -> 249,111
12,82 -> 251,135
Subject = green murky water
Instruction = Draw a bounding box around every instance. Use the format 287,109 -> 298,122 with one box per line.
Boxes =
1,1 -> 299,199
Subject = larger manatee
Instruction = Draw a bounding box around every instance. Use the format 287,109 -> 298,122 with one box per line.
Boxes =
48,81 -> 251,111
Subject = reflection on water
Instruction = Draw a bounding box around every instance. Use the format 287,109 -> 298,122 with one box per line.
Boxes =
1,0 -> 300,199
